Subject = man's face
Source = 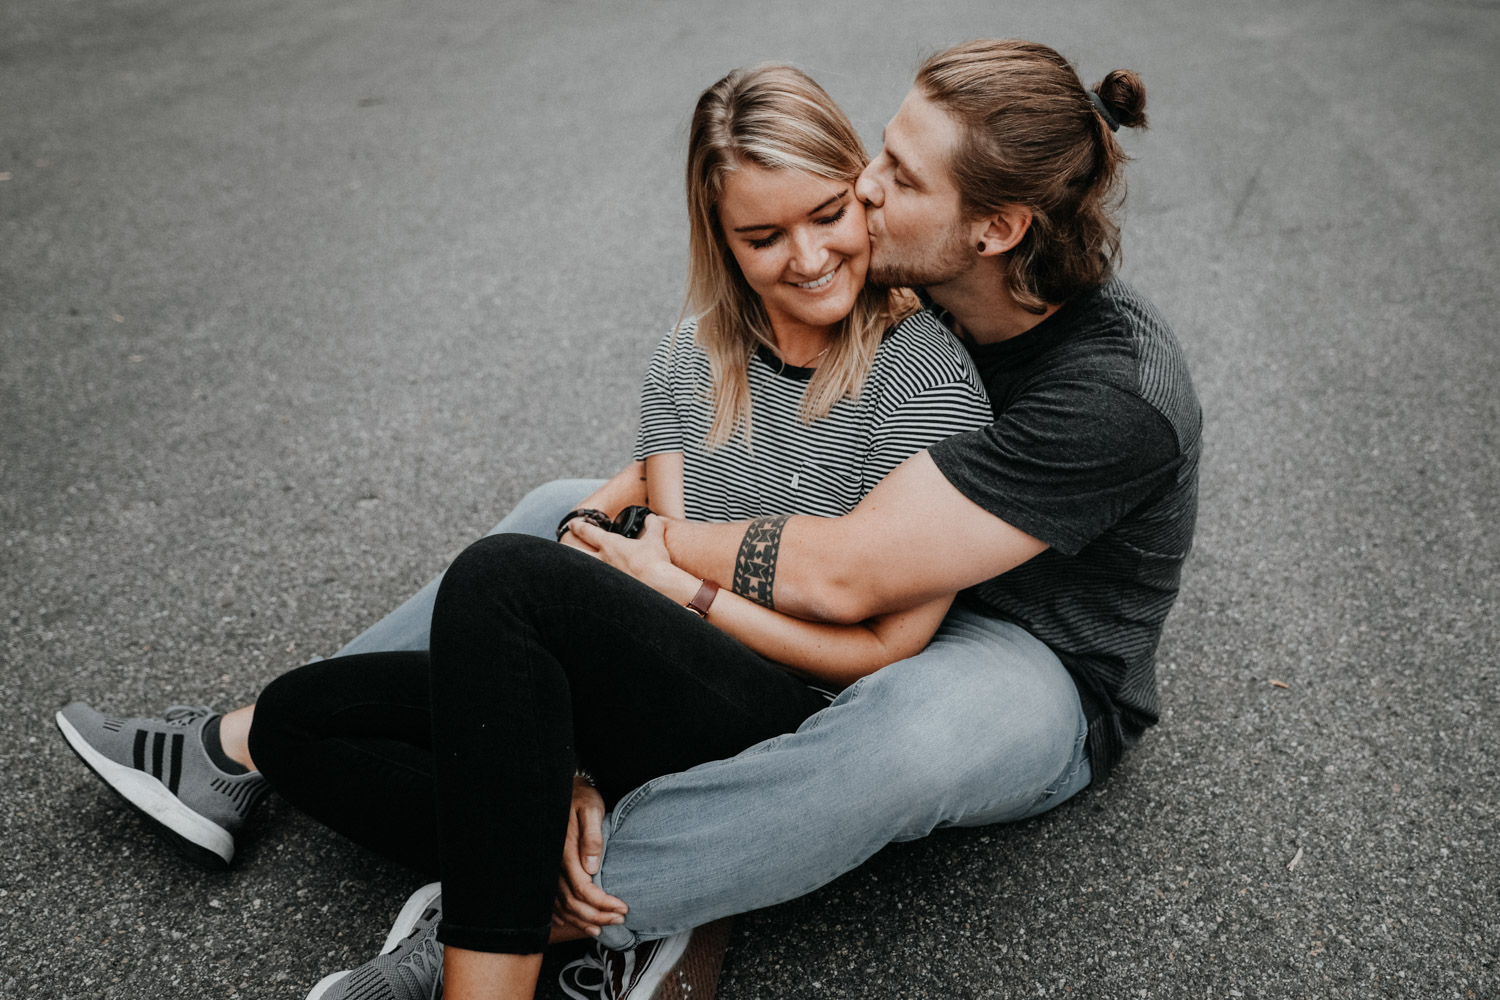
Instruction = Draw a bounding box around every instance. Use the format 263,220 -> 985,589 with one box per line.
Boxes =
856,88 -> 975,289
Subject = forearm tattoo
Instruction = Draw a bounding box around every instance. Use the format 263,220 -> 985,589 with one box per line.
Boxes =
732,515 -> 790,608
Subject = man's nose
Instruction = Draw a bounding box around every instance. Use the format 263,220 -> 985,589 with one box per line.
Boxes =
855,160 -> 883,207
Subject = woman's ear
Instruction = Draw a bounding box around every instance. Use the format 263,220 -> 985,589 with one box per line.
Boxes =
975,204 -> 1034,256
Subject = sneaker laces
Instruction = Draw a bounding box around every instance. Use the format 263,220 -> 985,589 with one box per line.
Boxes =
162,706 -> 216,726
559,943 -> 612,1000
396,921 -> 444,989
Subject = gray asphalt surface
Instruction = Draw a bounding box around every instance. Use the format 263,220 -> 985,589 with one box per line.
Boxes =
3,0 -> 1497,997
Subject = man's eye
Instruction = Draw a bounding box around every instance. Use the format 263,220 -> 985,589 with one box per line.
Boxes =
815,207 -> 847,226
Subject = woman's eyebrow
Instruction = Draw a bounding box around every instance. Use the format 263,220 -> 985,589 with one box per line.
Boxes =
732,189 -> 849,233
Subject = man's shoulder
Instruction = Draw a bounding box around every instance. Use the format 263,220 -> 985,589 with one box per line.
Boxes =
1097,280 -> 1201,449
1045,279 -> 1200,447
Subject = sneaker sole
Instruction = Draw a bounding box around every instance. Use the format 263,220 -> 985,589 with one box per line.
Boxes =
55,710 -> 235,869
379,882 -> 443,954
304,971 -> 350,1000
624,928 -> 692,999
303,883 -> 443,1000
652,918 -> 733,1000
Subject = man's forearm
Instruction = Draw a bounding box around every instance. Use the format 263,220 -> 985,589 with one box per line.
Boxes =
661,453 -> 1050,624
662,514 -> 858,623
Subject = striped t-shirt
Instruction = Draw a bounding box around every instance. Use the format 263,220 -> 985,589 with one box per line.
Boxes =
633,310 -> 992,523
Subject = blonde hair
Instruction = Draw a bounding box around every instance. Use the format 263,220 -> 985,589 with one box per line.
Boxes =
685,64 -> 917,447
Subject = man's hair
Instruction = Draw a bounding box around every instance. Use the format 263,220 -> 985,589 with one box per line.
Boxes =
684,64 -> 916,447
916,40 -> 1148,312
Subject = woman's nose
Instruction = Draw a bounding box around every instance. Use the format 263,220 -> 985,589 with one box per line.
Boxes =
789,231 -> 830,277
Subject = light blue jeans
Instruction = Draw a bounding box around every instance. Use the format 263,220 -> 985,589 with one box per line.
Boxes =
334,480 -> 1092,948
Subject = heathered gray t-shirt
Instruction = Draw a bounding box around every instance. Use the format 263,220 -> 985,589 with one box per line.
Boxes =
927,278 -> 1201,777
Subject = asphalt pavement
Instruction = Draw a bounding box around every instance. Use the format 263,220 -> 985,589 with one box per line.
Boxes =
2,0 -> 1496,997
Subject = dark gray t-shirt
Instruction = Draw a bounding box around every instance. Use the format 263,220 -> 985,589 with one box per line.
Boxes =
927,278 -> 1201,777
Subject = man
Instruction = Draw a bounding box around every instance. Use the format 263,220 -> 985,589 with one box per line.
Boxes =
58,39 -> 1198,1000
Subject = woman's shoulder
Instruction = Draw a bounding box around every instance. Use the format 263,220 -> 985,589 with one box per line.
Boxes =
645,318 -> 710,371
869,308 -> 986,390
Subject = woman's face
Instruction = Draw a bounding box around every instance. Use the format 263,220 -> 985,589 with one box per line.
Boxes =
717,164 -> 870,338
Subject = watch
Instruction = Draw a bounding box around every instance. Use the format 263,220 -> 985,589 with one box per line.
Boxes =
685,579 -> 720,618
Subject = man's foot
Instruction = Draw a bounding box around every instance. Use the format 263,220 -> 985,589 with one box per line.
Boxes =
559,917 -> 733,1000
306,882 -> 444,1000
55,701 -> 269,869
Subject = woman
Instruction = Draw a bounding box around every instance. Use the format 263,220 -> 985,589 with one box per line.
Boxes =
59,64 -> 991,1000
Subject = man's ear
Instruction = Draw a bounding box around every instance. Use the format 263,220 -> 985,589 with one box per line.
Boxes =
975,204 -> 1033,256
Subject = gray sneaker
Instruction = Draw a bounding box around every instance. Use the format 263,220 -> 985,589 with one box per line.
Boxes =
55,701 -> 269,869
307,882 -> 444,1000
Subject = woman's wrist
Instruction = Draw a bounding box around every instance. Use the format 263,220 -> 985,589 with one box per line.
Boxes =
648,563 -> 700,605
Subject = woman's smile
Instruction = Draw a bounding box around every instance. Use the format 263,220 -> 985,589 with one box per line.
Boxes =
717,164 -> 871,340
790,260 -> 842,290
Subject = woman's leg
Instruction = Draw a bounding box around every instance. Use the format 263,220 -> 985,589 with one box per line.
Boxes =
250,651 -> 442,873
425,532 -> 828,960
333,479 -> 604,658
216,481 -> 605,774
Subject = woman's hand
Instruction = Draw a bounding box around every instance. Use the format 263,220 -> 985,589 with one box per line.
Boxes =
568,515 -> 698,602
553,775 -> 629,937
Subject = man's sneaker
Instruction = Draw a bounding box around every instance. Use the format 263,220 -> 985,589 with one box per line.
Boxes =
55,701 -> 269,869
306,882 -> 444,1000
559,917 -> 732,1000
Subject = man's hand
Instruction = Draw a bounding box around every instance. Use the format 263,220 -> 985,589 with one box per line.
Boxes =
553,775 -> 629,937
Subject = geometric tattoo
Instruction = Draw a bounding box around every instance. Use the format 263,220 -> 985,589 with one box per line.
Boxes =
731,514 -> 791,609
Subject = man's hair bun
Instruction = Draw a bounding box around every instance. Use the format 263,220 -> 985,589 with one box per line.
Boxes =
1092,69 -> 1148,130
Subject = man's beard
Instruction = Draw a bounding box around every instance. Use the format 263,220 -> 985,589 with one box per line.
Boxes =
868,215 -> 974,289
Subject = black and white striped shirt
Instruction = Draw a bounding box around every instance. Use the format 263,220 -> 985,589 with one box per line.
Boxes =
634,311 -> 992,523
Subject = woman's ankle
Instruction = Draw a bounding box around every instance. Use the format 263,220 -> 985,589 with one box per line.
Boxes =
442,945 -> 543,1000
215,704 -> 258,771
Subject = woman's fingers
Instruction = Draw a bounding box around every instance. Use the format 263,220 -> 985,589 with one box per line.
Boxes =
556,875 -> 623,929
558,530 -> 602,558
578,800 -> 605,875
562,840 -> 628,916
568,519 -> 611,553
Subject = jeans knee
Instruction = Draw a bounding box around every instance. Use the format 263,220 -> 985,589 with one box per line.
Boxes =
849,663 -> 1082,822
493,480 -> 601,538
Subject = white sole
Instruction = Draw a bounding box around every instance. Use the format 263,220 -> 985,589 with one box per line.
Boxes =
628,929 -> 692,997
380,882 -> 443,954
56,710 -> 234,865
305,971 -> 350,1000
304,883 -> 443,1000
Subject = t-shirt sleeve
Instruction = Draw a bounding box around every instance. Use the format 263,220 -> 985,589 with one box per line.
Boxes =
633,330 -> 685,460
928,378 -> 1181,555
864,379 -> 994,489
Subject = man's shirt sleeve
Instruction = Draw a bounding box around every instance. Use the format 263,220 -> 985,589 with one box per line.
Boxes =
927,378 -> 1181,556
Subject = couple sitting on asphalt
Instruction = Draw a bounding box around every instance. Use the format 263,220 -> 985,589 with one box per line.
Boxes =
56,38 -> 1200,1000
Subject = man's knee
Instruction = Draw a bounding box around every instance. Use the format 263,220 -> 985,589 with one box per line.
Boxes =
841,656 -> 1083,826
487,479 -> 603,538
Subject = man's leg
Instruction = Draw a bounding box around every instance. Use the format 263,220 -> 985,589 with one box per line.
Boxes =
332,479 -> 604,656
589,604 -> 1092,949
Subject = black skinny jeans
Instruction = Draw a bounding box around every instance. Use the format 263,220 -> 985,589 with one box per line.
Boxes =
250,533 -> 829,954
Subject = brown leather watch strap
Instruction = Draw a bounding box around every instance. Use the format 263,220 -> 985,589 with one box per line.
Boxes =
686,579 -> 720,618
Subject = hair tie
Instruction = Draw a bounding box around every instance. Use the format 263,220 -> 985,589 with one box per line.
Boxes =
1087,90 -> 1120,132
